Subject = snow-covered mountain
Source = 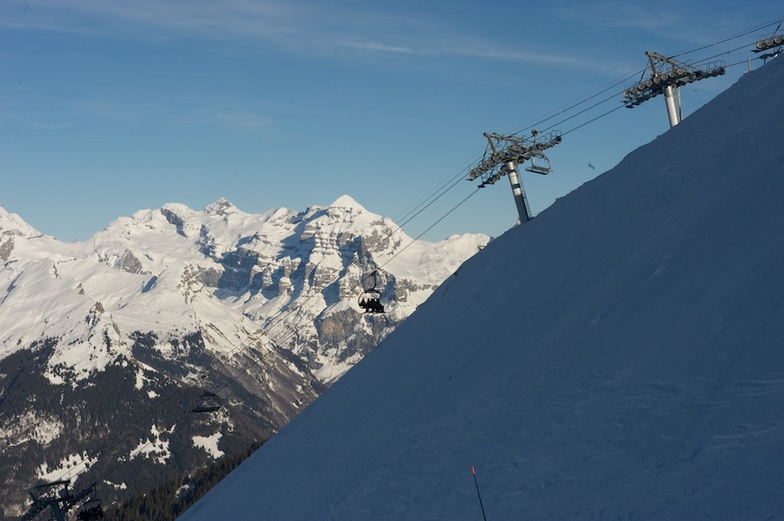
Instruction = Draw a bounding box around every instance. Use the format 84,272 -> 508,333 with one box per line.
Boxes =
181,58 -> 784,519
0,195 -> 487,518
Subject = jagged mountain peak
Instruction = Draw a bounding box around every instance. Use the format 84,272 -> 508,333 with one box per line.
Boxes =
204,197 -> 239,217
0,205 -> 44,240
0,206 -> 79,263
328,194 -> 366,211
159,202 -> 198,223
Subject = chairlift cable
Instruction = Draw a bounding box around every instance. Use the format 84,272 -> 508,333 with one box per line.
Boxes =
509,66 -> 647,137
389,154 -> 484,228
540,90 -> 624,134
395,174 -> 473,231
668,17 -> 784,59
377,188 -> 483,270
688,41 -> 765,67
561,104 -> 627,137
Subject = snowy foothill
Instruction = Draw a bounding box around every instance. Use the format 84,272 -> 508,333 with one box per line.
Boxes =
181,57 -> 784,520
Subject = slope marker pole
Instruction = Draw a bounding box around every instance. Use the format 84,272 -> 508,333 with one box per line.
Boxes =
471,465 -> 488,521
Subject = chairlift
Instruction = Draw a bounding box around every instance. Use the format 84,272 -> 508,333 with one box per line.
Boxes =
193,390 -> 222,413
76,498 -> 104,520
525,152 -> 553,175
358,270 -> 385,314
358,289 -> 385,313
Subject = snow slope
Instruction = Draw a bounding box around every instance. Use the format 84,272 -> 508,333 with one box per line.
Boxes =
181,57 -> 784,520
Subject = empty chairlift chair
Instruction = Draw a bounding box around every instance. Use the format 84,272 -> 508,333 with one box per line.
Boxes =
525,152 -> 553,175
193,390 -> 222,413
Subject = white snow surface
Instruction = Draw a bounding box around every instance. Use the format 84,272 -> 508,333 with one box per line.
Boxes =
128,425 -> 173,466
36,452 -> 97,483
192,432 -> 225,459
181,59 -> 784,520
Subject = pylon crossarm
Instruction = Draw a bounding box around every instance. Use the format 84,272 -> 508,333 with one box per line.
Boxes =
623,51 -> 726,109
753,31 -> 783,53
467,131 -> 562,185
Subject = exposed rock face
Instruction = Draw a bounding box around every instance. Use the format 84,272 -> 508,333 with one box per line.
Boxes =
0,236 -> 14,261
0,196 -> 488,517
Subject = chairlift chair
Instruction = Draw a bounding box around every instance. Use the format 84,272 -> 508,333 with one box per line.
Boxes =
525,152 -> 553,175
358,270 -> 385,314
192,390 -> 222,413
358,289 -> 385,313
76,498 -> 104,520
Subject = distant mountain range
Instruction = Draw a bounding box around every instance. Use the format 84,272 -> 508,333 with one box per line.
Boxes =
0,195 -> 488,518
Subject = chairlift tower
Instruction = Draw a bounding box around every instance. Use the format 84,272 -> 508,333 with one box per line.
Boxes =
21,480 -> 97,521
467,130 -> 562,224
623,51 -> 725,128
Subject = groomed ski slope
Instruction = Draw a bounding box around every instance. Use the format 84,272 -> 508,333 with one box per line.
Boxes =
181,57 -> 784,520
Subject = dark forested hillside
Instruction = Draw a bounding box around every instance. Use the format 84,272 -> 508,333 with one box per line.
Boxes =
103,441 -> 263,521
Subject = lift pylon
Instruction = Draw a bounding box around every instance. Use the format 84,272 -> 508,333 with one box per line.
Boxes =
623,51 -> 725,127
467,130 -> 562,224
22,480 -> 98,521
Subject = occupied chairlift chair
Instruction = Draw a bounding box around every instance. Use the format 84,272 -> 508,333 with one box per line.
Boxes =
76,498 -> 104,521
358,271 -> 385,314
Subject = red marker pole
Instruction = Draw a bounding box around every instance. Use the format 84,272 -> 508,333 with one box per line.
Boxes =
471,465 -> 488,521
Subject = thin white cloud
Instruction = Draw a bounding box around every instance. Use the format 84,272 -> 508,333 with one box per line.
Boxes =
74,98 -> 150,125
436,43 -> 610,69
2,0 -> 615,72
553,3 -> 685,32
1,0 -> 300,42
339,38 -> 416,55
6,92 -> 276,132
547,0 -> 728,45
213,111 -> 274,130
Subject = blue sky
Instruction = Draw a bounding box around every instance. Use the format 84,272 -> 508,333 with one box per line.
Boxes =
2,0 -> 781,242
